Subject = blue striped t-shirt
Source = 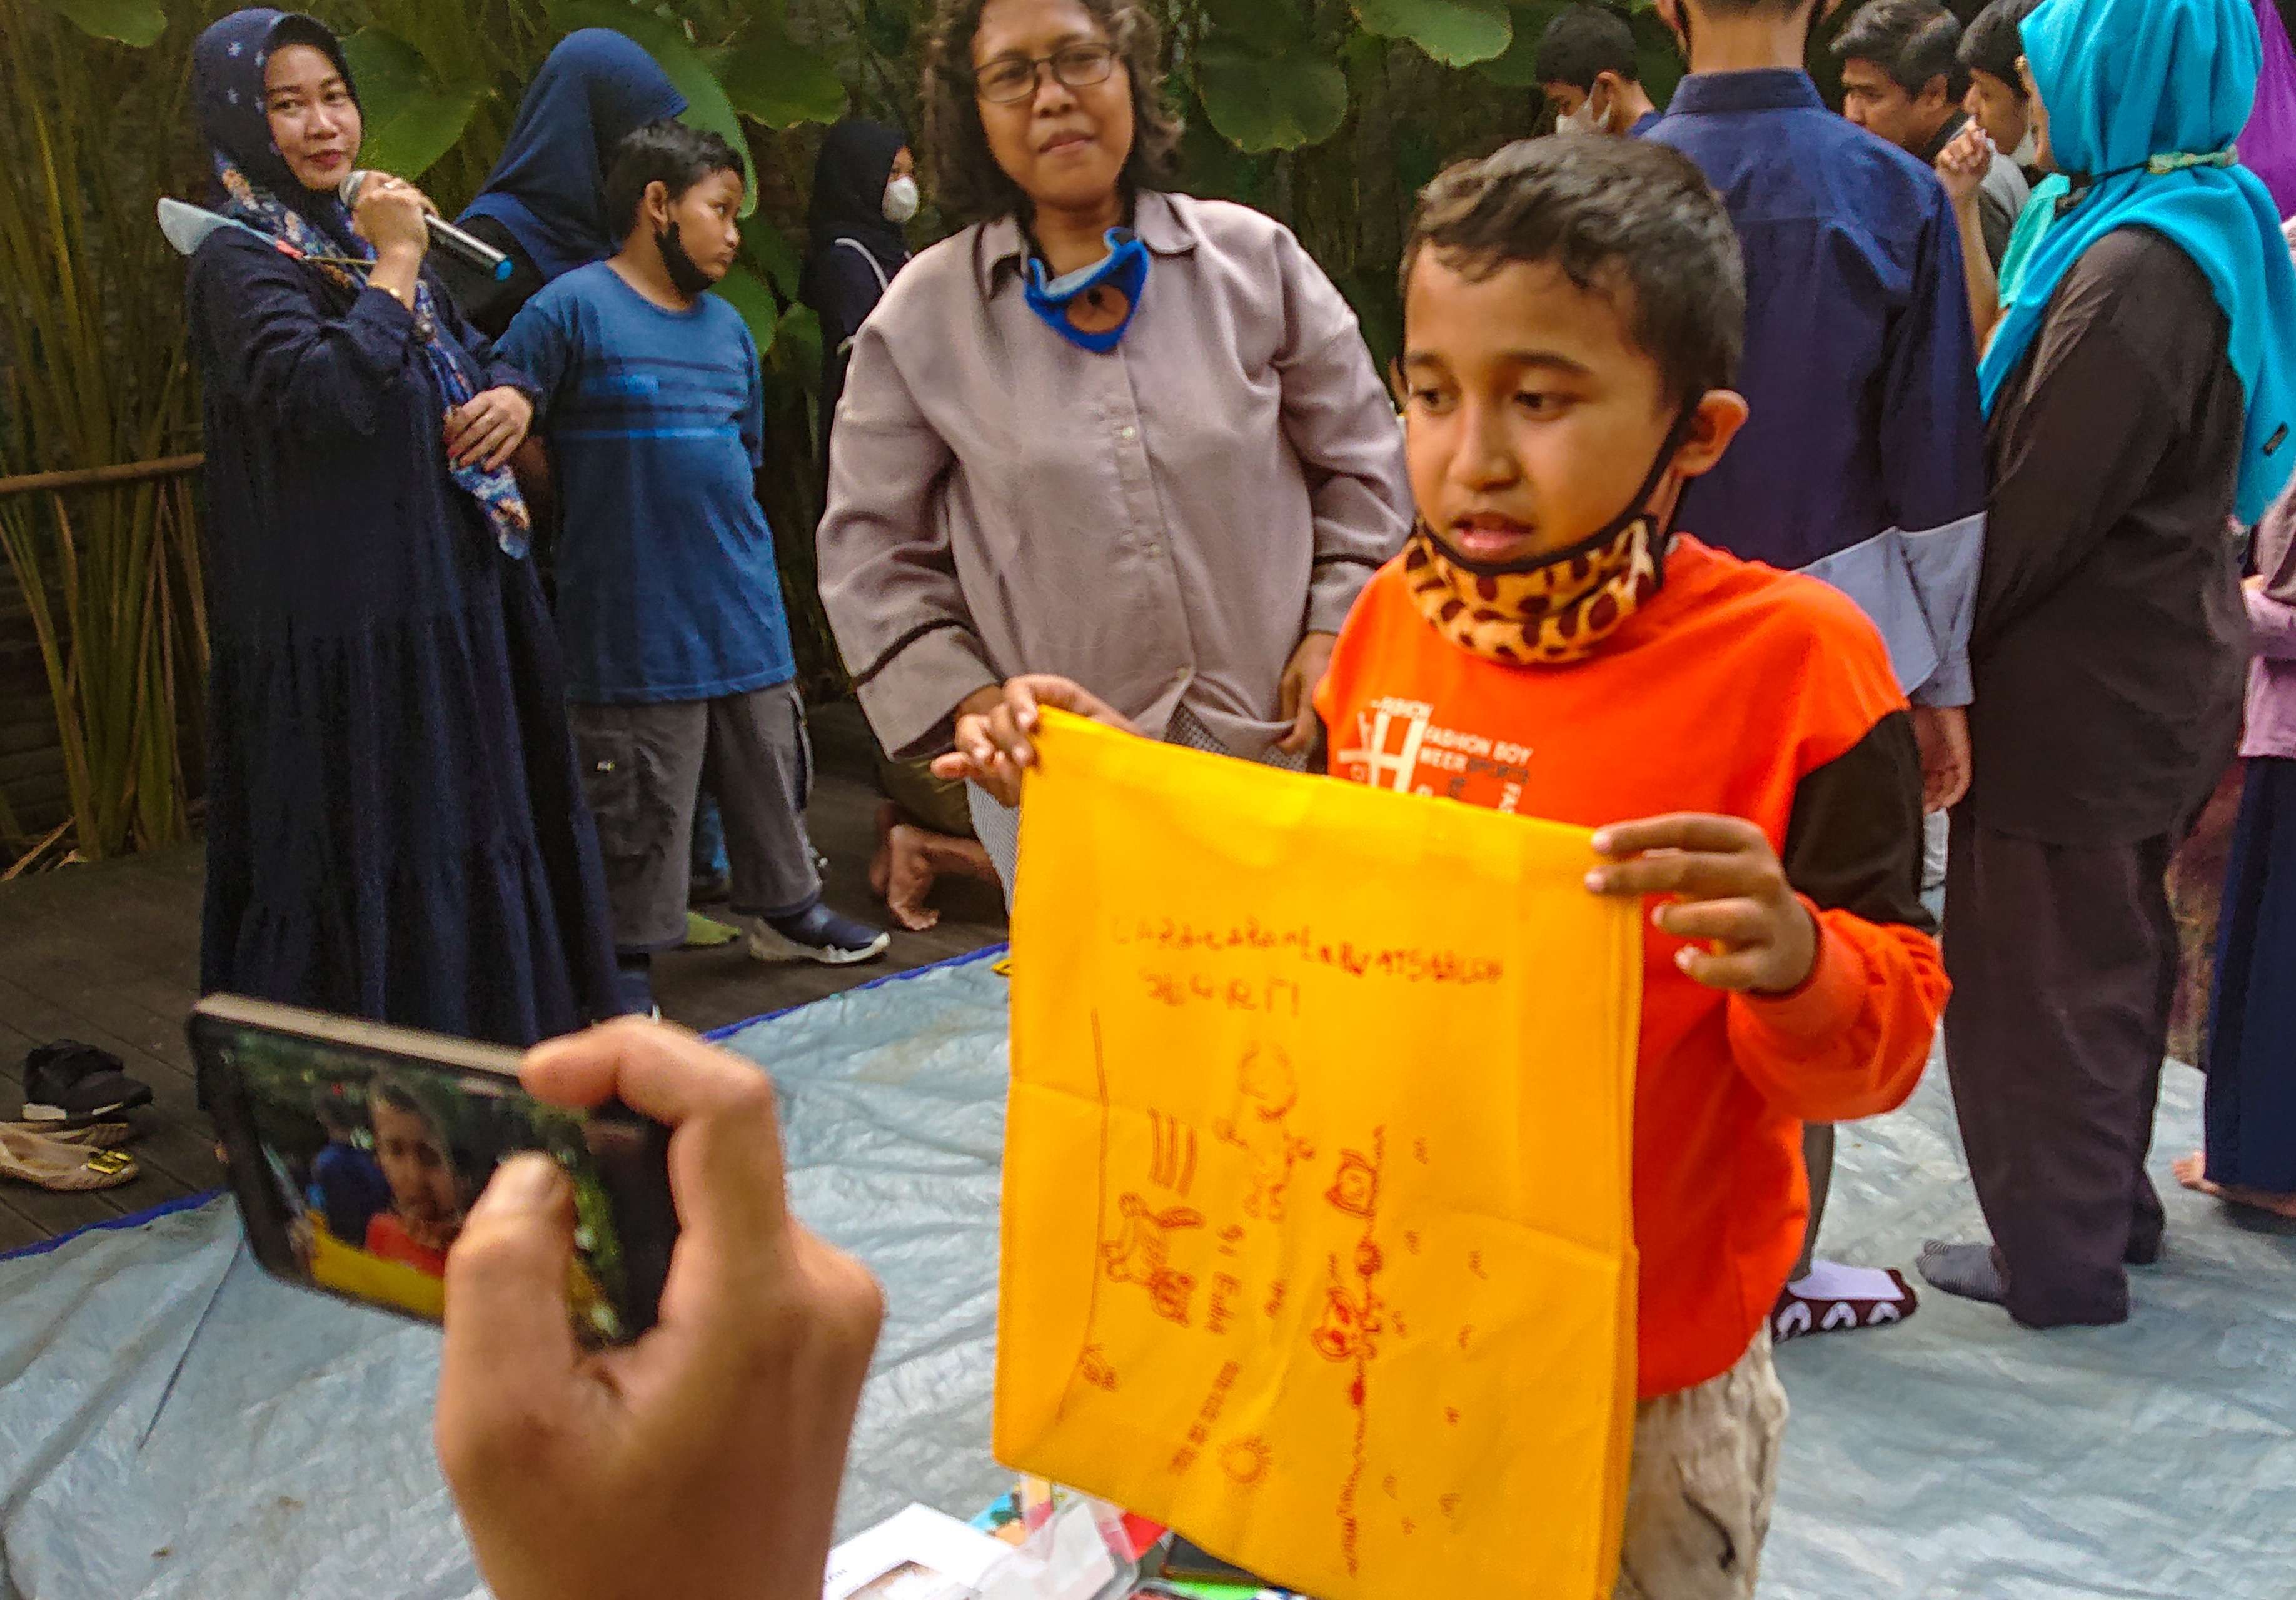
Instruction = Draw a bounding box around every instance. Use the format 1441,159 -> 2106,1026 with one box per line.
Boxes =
500,262 -> 795,704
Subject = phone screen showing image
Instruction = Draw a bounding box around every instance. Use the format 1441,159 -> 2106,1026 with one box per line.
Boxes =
193,1000 -> 675,1346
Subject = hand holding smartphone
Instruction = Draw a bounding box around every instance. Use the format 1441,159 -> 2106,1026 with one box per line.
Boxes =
191,995 -> 676,1345
198,1007 -> 885,1600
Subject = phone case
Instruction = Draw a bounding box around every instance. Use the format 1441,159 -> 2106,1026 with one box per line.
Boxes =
191,995 -> 675,1343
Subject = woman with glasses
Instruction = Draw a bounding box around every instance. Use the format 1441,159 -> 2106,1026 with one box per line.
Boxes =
816,0 -> 1412,891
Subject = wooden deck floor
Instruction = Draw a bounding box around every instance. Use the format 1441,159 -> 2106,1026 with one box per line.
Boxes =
0,732 -> 1005,1252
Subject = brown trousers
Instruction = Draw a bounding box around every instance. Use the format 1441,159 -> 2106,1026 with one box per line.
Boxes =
1942,814 -> 2175,1327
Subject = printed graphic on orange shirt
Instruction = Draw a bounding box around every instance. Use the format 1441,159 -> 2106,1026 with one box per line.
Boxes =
1331,697 -> 1533,812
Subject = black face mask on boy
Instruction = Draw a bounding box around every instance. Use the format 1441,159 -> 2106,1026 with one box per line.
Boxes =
657,221 -> 716,298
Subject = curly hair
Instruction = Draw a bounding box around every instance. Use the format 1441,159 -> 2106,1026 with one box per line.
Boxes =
921,0 -> 1182,224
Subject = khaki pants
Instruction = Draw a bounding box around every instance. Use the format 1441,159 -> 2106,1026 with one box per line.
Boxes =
1615,1329 -> 1789,1600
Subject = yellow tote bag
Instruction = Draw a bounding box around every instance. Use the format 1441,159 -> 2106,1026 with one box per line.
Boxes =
998,713 -> 1643,1600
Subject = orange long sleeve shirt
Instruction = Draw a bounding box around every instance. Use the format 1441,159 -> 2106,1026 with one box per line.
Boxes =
1316,536 -> 1948,1399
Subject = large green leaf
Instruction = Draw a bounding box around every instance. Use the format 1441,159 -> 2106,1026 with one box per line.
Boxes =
718,20 -> 848,129
1352,0 -> 1514,66
1196,39 -> 1349,153
340,28 -> 486,181
35,0 -> 165,47
772,303 -> 822,386
742,212 -> 805,302
713,264 -> 780,357
543,0 -> 758,216
1176,86 -> 1278,203
1202,0 -> 1312,54
1478,2 -> 1566,88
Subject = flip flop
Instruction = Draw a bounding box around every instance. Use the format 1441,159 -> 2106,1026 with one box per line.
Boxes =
1,1120 -> 134,1149
0,1125 -> 139,1192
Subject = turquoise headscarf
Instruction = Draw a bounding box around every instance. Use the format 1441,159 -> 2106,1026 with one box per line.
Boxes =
1980,0 -> 2296,525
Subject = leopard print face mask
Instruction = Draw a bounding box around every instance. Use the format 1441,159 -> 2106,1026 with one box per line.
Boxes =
1402,515 -> 1664,665
1402,411 -> 1694,666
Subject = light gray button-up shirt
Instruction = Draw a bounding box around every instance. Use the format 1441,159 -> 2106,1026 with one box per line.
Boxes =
817,189 -> 1413,763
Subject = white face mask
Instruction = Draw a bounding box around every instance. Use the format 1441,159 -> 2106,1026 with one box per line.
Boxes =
883,174 -> 921,224
2008,125 -> 2040,167
1559,88 -> 1608,136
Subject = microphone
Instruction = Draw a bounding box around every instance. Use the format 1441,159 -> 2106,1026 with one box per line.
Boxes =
340,171 -> 513,283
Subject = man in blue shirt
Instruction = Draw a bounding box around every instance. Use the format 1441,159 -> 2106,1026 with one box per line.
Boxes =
1644,0 -> 1989,1341
502,122 -> 889,1009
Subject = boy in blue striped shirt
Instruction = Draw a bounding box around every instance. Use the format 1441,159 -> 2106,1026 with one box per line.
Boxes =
501,121 -> 887,1010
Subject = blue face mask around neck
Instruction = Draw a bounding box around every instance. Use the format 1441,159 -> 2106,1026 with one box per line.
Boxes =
1024,228 -> 1151,353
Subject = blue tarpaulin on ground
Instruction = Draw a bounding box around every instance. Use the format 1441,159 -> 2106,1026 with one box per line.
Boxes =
1,950 -> 2291,1597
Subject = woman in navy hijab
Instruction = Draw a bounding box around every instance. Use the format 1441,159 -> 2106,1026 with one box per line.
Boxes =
186,10 -> 622,1046
454,29 -> 687,336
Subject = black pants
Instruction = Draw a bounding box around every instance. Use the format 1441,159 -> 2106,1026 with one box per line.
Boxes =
1942,815 -> 2175,1327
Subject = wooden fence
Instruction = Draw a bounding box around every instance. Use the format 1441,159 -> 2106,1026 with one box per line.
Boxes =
0,455 -> 204,850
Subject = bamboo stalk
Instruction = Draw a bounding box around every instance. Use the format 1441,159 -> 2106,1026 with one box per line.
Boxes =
0,455 -> 204,500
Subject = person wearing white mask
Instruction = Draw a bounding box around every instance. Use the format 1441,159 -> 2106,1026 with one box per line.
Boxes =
1537,4 -> 1663,137
800,120 -> 920,490
799,118 -> 1004,933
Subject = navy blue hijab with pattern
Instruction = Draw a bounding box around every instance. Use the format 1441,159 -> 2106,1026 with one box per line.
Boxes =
191,9 -> 531,557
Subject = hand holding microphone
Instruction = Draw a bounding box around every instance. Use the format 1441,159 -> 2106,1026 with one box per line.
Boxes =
345,170 -> 432,261
342,169 -> 513,281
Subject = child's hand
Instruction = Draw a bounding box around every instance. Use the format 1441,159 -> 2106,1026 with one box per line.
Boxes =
1585,814 -> 1819,995
930,676 -> 1140,807
1933,121 -> 1992,213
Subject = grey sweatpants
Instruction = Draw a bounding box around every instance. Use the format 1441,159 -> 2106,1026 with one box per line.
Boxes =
570,682 -> 821,952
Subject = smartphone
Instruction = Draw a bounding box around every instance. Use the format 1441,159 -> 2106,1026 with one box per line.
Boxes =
191,995 -> 676,1346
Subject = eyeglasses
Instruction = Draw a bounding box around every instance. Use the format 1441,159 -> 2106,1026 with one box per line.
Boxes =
973,42 -> 1119,105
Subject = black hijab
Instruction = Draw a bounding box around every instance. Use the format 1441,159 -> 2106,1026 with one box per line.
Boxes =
801,118 -> 911,308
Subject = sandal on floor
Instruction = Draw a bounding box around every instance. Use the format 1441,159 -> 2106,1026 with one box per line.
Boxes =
1,1120 -> 135,1149
0,1125 -> 139,1192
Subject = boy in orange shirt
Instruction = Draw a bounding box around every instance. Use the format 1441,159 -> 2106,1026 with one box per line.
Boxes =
941,136 -> 1945,1598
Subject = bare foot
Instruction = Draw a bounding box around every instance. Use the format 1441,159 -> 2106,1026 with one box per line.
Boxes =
885,823 -> 944,932
869,802 -> 899,900
937,835 -> 1000,888
2223,1187 -> 2296,1220
2174,1152 -> 2296,1218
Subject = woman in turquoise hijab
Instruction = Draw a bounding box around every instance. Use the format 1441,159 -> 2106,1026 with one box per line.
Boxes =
1925,0 -> 2296,1330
